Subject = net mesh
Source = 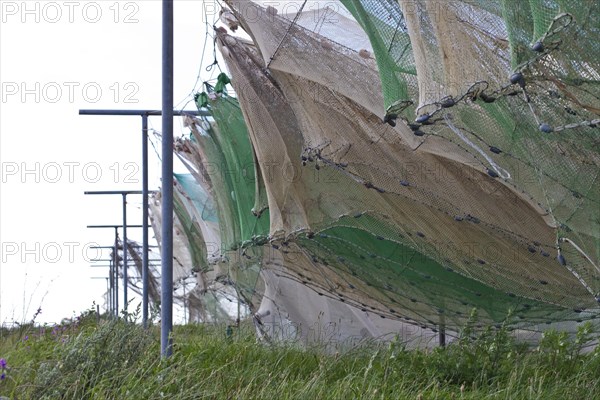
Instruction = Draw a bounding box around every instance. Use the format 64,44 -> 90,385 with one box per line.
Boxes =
152,0 -> 599,344
166,95 -> 272,323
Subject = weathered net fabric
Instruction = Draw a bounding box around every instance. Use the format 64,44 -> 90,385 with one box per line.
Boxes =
150,175 -> 241,323
177,96 -> 271,315
342,0 -> 600,303
149,0 -> 598,342
339,0 -> 415,116
207,0 -> 600,339
108,239 -> 162,315
126,240 -> 161,306
169,92 -> 440,345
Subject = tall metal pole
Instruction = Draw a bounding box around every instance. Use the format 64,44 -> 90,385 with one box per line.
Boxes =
142,114 -> 150,328
113,227 -> 119,316
122,194 -> 128,315
161,0 -> 174,358
109,259 -> 114,316
439,314 -> 446,347
105,277 -> 110,314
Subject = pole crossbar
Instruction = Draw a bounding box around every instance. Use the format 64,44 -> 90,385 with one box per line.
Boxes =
84,190 -> 157,195
79,109 -> 208,116
87,225 -> 144,228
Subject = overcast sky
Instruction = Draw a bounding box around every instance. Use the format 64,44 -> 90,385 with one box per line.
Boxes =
0,0 -> 224,324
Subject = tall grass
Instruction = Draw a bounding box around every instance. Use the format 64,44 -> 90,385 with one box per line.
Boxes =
1,308 -> 599,399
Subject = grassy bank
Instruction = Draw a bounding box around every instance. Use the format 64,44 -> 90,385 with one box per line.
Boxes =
1,310 -> 599,399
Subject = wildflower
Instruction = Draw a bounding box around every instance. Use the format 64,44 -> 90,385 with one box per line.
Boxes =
0,358 -> 6,381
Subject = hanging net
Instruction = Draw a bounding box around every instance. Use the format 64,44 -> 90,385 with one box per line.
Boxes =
153,0 -> 599,346
148,168 -> 246,323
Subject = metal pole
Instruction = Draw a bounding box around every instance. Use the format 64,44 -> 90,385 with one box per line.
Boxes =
122,194 -> 128,315
439,314 -> 446,347
109,259 -> 113,316
105,278 -> 110,314
161,0 -> 174,358
114,227 -> 119,316
111,259 -> 115,317
142,114 -> 150,329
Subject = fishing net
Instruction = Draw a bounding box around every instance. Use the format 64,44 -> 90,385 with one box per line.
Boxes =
153,0 -> 599,345
149,172 -> 243,323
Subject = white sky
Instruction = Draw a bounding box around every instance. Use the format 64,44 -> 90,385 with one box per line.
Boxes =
0,0 -> 225,324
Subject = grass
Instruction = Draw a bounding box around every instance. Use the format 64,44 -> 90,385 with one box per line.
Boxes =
1,308 -> 599,399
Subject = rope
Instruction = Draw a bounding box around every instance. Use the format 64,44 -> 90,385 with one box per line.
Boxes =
266,0 -> 307,69
387,15 -> 404,55
560,238 -> 600,275
174,0 -> 220,111
444,113 -> 511,179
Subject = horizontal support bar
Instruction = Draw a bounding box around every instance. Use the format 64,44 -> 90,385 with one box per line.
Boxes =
90,245 -> 159,249
84,190 -> 157,195
91,259 -> 161,263
87,225 -> 144,228
79,109 -> 209,116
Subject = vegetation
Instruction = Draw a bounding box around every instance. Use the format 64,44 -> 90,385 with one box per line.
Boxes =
1,307 -> 599,399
